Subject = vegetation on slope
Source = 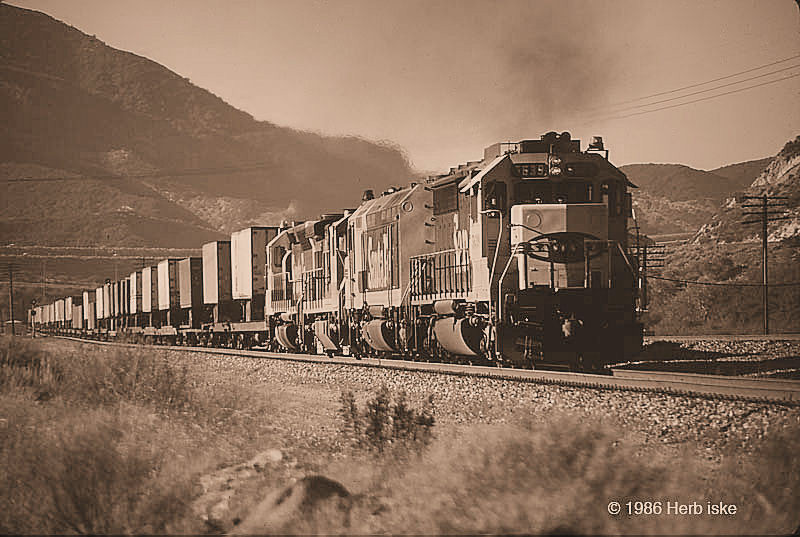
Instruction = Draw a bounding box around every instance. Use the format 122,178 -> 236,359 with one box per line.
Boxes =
644,242 -> 800,335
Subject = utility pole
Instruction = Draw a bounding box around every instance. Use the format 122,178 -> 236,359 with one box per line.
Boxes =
7,263 -> 14,336
42,258 -> 46,303
741,194 -> 790,335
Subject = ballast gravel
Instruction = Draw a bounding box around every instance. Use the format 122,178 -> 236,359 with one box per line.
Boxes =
161,344 -> 800,455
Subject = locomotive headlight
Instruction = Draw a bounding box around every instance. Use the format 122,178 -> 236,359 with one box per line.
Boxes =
550,156 -> 562,166
550,166 -> 562,176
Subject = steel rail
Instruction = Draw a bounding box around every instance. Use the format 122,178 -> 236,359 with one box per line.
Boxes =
645,334 -> 800,342
51,335 -> 800,405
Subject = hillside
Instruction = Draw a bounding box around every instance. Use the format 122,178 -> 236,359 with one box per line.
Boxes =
643,136 -> 800,335
0,3 -> 416,246
621,164 -> 733,201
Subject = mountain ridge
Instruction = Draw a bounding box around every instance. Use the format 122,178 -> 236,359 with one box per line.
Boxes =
0,3 -> 416,247
621,158 -> 772,235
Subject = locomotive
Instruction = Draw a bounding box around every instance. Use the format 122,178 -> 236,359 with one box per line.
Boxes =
31,132 -> 645,370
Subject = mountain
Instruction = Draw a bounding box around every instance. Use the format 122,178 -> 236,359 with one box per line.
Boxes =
0,4 -> 416,246
621,164 -> 734,201
622,159 -> 771,236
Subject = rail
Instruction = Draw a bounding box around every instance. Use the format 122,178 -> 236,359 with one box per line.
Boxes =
410,248 -> 472,302
50,335 -> 800,404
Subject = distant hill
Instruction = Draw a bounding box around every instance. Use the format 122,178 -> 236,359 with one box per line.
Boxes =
621,164 -> 733,202
0,3 -> 416,246
710,158 -> 772,191
621,159 -> 772,235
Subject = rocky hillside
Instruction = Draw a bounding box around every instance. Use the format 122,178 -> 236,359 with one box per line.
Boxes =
0,4 -> 415,246
693,136 -> 800,244
642,137 -> 799,335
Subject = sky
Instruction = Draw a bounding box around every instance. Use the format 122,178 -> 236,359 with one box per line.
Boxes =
8,0 -> 800,173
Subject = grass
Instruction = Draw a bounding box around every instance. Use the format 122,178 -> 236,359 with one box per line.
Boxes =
0,336 -> 281,534
0,400 -> 195,533
299,416 -> 800,535
1,336 -> 798,535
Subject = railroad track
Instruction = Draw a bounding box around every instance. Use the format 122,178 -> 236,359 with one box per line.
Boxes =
52,335 -> 800,405
645,334 -> 800,342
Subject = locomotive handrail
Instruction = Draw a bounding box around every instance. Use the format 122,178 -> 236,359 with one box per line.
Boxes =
270,272 -> 299,310
302,266 -> 330,309
409,248 -> 472,301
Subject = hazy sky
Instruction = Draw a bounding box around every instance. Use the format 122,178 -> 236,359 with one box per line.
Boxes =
9,0 -> 800,172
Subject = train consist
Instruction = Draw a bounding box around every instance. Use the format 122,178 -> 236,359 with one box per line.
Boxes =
30,133 -> 646,370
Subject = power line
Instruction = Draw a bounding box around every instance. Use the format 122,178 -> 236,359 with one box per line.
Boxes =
604,53 -> 800,107
0,254 -> 173,260
0,280 -> 89,288
597,72 -> 800,121
0,245 -> 198,251
591,63 -> 800,117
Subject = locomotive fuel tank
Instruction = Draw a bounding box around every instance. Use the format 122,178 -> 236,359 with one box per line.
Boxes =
276,324 -> 300,351
432,317 -> 484,356
361,320 -> 396,352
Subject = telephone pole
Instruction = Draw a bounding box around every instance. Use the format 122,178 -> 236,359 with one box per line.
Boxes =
741,194 -> 790,335
7,263 -> 15,336
42,258 -> 46,303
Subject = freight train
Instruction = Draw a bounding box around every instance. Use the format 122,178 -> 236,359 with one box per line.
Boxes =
29,133 -> 646,370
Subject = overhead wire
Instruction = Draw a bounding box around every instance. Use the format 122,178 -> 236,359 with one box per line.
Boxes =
576,52 -> 800,124
591,72 -> 800,122
593,63 -> 800,116
0,162 -> 276,183
604,53 -> 800,107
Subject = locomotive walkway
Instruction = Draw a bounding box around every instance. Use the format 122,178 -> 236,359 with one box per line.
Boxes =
54,335 -> 800,404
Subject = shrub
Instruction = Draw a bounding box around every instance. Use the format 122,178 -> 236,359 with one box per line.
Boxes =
339,387 -> 434,453
0,338 -> 193,411
0,337 -> 62,394
0,404 -> 193,534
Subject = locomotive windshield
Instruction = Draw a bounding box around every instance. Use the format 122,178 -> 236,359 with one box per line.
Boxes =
514,181 -> 595,204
